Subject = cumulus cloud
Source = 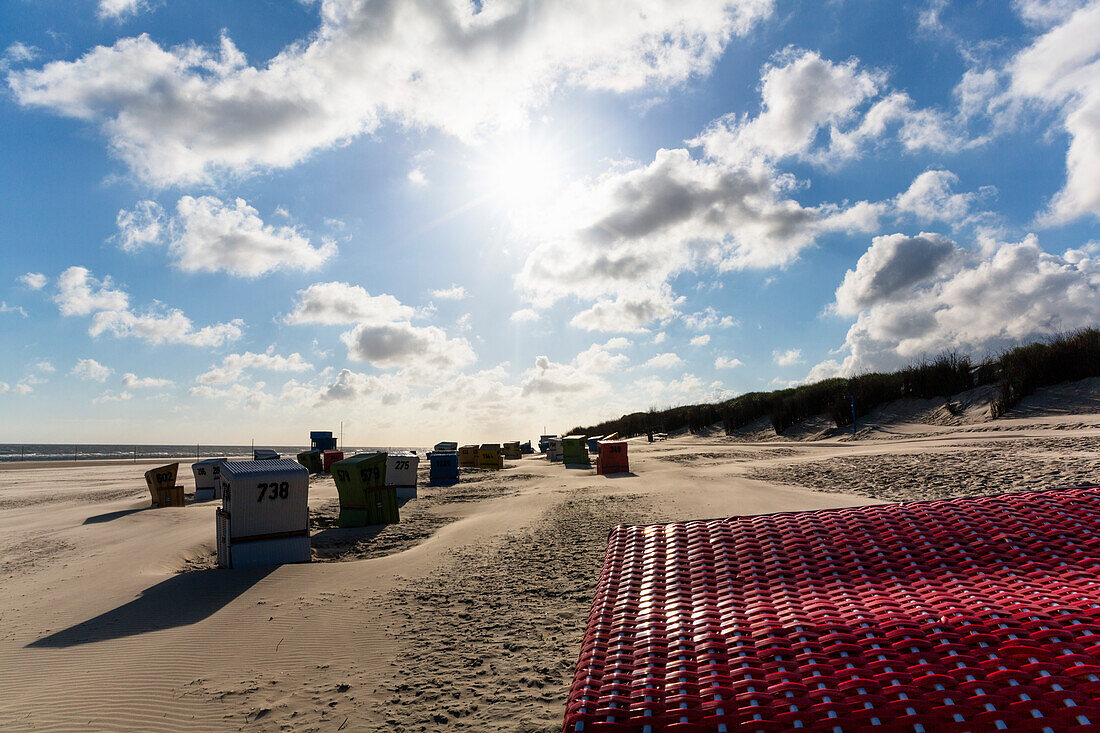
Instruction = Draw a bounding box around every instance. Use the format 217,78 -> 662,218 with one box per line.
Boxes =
189,381 -> 274,411
690,49 -> 882,165
71,358 -> 113,382
569,287 -> 684,333
116,196 -> 336,277
683,307 -> 738,330
114,200 -> 164,252
643,352 -> 685,369
55,266 -> 128,316
517,143 -> 878,331
521,355 -> 593,397
55,266 -> 243,346
636,372 -> 736,403
809,234 -> 1100,379
9,2 -> 774,185
121,372 -> 173,388
1013,0 -> 1092,28
574,338 -> 631,373
197,349 -> 313,384
0,43 -> 38,74
18,272 -> 47,290
690,49 -> 976,167
715,355 -> 743,368
318,368 -> 406,405
93,390 -> 133,403
430,284 -> 467,300
34,360 -> 55,374
341,321 -> 475,380
1006,3 -> 1100,223
832,232 -> 958,316
284,281 -> 414,325
773,348 -> 804,366
894,170 -> 993,224
690,334 -> 711,346
89,308 -> 244,347
98,0 -> 152,20
510,308 -> 540,323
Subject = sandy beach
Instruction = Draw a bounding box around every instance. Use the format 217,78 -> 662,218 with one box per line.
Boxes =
2,384 -> 1099,731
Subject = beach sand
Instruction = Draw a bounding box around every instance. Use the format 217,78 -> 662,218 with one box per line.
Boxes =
2,385 -> 1099,731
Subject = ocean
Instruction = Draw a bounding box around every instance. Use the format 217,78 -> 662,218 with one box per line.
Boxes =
0,444 -> 420,462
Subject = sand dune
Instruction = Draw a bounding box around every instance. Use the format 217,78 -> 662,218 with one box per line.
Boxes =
2,390 -> 1099,731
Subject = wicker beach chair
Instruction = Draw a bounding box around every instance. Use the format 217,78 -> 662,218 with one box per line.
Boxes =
144,462 -> 184,507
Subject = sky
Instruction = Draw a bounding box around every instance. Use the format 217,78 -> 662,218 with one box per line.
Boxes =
1,0 -> 1099,447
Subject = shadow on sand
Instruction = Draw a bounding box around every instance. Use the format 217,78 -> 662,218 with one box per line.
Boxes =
82,506 -> 149,525
28,565 -> 275,648
602,472 -> 638,479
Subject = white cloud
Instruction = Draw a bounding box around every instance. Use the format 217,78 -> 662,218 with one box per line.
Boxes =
430,285 -> 467,300
98,0 -> 151,20
284,281 -> 414,325
690,48 -> 882,166
690,334 -> 711,346
121,372 -> 173,388
71,358 -> 113,382
690,49 -> 976,167
114,200 -> 164,252
197,349 -> 313,384
715,356 -> 743,368
0,302 -> 27,317
55,266 -> 128,316
116,197 -> 336,277
34,360 -> 55,374
340,321 -> 475,381
636,372 -> 736,403
54,266 -> 243,347
9,2 -> 774,185
773,348 -> 804,366
510,308 -> 540,323
894,170 -> 993,224
574,337 -> 631,373
456,313 -> 472,331
0,382 -> 7,394
569,287 -> 684,333
408,168 -> 427,186
521,355 -> 594,397
0,43 -> 38,73
318,369 -> 407,405
643,352 -> 685,369
683,307 -> 738,330
93,390 -> 133,404
517,145 -> 877,331
189,381 -> 274,411
18,272 -> 47,290
89,308 -> 244,347
809,234 -> 1100,378
1005,3 -> 1100,223
1013,0 -> 1092,28
832,232 -> 958,316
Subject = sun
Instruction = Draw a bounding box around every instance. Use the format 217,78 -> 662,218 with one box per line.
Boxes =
475,132 -> 572,211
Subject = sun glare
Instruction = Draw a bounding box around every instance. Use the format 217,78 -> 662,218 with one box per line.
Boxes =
476,134 -> 571,210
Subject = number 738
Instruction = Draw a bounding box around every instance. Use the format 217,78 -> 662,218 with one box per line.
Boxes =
257,481 -> 290,501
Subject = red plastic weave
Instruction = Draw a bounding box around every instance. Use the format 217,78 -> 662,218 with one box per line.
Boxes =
564,486 -> 1100,732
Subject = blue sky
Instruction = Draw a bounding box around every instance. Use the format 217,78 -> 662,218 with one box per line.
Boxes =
1,0 -> 1099,446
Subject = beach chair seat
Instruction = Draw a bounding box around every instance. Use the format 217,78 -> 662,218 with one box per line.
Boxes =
144,462 -> 184,507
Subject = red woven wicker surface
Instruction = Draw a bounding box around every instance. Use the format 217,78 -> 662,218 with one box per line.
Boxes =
564,487 -> 1100,732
